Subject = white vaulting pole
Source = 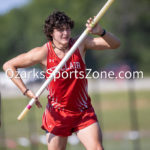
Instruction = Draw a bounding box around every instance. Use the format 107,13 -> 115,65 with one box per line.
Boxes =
17,0 -> 115,120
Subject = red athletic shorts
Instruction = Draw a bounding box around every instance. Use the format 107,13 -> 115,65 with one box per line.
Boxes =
41,106 -> 98,136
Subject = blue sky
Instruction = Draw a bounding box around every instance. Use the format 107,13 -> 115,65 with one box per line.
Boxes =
0,0 -> 31,14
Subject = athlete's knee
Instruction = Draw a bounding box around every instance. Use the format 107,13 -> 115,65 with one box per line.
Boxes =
48,144 -> 66,150
58,145 -> 66,150
87,144 -> 104,150
97,145 -> 104,150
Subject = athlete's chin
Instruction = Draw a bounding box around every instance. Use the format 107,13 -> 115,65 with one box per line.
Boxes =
61,39 -> 70,45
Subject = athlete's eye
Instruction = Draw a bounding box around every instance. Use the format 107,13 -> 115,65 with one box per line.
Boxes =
57,27 -> 70,32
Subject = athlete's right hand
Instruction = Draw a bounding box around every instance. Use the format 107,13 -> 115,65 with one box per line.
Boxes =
25,90 -> 42,108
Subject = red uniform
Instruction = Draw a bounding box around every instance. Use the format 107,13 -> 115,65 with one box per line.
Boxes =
41,39 -> 97,136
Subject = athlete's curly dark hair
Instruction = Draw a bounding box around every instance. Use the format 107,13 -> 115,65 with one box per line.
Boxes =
44,11 -> 74,41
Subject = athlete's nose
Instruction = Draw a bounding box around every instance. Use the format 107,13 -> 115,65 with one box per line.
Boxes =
63,29 -> 69,35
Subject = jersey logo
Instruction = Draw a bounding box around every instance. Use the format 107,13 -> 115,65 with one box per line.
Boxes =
49,59 -> 55,63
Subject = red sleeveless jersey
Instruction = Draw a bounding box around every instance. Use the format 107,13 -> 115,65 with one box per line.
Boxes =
45,39 -> 92,112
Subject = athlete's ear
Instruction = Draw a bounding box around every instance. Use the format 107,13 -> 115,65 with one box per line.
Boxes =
50,30 -> 54,37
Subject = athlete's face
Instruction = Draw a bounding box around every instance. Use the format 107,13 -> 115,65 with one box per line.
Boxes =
52,25 -> 71,45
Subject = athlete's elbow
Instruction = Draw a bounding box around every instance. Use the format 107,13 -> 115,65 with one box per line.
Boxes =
3,61 -> 12,72
111,40 -> 121,49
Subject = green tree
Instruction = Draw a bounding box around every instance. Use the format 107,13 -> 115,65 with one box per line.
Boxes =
0,0 -> 149,74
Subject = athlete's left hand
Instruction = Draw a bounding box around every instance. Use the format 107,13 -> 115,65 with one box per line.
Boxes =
86,17 -> 103,36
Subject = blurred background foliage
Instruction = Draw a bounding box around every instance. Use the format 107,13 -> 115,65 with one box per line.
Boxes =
0,0 -> 149,74
0,1 -> 150,150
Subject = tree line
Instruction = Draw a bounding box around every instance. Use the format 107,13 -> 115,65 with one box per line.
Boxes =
0,0 -> 149,74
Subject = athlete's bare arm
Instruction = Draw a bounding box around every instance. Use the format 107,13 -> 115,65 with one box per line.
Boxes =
79,17 -> 121,57
85,32 -> 120,50
3,44 -> 48,107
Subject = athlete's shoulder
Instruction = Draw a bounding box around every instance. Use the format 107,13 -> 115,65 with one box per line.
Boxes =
25,43 -> 48,64
38,43 -> 49,58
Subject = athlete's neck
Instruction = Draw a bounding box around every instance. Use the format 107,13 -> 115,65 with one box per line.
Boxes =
52,41 -> 69,51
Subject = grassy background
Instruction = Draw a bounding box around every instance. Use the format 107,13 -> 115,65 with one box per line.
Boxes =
0,90 -> 150,150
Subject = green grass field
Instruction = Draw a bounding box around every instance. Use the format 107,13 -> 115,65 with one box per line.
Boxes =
0,90 -> 150,150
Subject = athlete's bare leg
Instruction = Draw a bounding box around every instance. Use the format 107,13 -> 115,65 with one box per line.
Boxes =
76,122 -> 104,150
46,132 -> 68,150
